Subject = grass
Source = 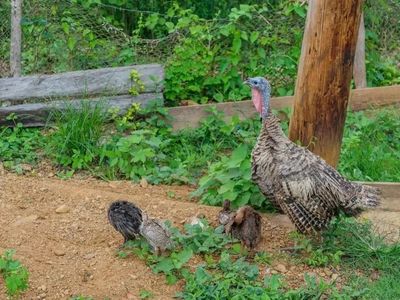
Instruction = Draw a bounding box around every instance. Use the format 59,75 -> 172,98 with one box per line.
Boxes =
46,100 -> 108,170
290,215 -> 400,300
339,109 -> 400,181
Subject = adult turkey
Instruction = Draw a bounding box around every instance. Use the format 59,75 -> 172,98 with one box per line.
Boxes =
245,77 -> 380,233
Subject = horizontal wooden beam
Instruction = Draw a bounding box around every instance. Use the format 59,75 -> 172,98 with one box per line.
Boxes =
0,64 -> 164,103
0,85 -> 398,128
169,85 -> 400,130
0,93 -> 162,127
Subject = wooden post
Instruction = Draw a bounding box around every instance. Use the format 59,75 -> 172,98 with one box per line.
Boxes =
10,0 -> 22,77
288,0 -> 363,167
353,13 -> 367,88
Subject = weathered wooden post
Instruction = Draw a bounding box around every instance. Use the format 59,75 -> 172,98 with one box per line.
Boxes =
10,0 -> 22,77
353,13 -> 367,88
288,0 -> 363,167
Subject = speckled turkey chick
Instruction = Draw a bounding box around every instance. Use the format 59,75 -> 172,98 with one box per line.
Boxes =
218,200 -> 235,227
245,77 -> 380,233
107,200 -> 143,243
225,206 -> 262,250
139,213 -> 172,255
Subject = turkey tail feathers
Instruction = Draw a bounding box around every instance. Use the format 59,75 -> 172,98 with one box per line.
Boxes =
358,185 -> 380,208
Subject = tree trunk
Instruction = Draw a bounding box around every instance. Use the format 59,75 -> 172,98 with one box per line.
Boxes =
353,13 -> 367,88
288,0 -> 363,167
10,0 -> 22,77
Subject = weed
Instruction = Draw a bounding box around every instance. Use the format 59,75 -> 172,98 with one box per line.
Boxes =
47,100 -> 108,169
139,289 -> 154,299
69,296 -> 93,300
339,109 -> 400,181
0,250 -> 29,298
321,216 -> 400,273
171,220 -> 234,254
0,122 -> 44,171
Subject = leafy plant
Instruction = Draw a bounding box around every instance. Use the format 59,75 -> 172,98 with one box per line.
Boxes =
0,121 -> 44,171
192,144 -> 269,210
171,220 -> 234,254
139,290 -> 153,299
69,296 -> 93,300
339,109 -> 400,182
0,250 -> 29,298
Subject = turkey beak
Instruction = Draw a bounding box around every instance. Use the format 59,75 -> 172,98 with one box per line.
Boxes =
244,79 -> 251,86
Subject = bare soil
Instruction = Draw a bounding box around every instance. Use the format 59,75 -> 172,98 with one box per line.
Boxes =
0,171 -> 399,300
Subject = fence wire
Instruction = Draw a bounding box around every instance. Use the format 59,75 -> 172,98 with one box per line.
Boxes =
0,0 -> 399,78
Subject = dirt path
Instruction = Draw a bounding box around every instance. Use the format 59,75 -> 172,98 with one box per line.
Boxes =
0,172 -> 399,299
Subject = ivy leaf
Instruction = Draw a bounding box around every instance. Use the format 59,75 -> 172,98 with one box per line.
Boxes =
250,31 -> 259,43
257,48 -> 266,59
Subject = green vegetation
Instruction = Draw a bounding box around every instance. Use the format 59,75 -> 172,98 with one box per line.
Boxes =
290,215 -> 400,300
1,1 -> 399,102
46,100 -> 108,170
0,118 -> 45,172
339,109 -> 400,181
0,250 -> 29,299
0,105 -> 399,209
119,216 -> 398,299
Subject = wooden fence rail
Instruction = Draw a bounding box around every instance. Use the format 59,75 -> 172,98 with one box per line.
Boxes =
0,64 -> 164,126
169,85 -> 400,130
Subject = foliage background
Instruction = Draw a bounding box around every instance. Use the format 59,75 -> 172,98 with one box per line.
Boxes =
0,0 -> 399,105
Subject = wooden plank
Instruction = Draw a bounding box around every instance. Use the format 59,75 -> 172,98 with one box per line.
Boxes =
0,93 -> 162,127
168,85 -> 400,130
10,0 -> 22,77
288,0 -> 363,167
1,85 -> 399,128
353,13 -> 367,88
0,64 -> 164,102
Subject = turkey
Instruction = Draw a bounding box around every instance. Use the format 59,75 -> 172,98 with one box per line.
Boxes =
225,205 -> 262,251
245,77 -> 380,233
139,213 -> 172,255
108,200 -> 143,244
218,200 -> 235,227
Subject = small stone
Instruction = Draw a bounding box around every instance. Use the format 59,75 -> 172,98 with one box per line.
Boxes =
140,178 -> 148,188
84,252 -> 96,260
39,285 -> 47,292
126,292 -> 136,300
274,264 -> 287,273
331,273 -> 339,281
20,164 -> 33,172
271,270 -> 278,274
55,205 -> 70,214
324,268 -> 333,277
47,172 -> 55,177
54,249 -> 66,256
12,215 -> 38,226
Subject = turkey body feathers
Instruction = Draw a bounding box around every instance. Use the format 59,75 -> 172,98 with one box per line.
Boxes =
108,200 -> 143,243
139,214 -> 172,255
252,114 -> 380,233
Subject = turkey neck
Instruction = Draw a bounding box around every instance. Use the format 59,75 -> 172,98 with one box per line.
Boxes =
257,113 -> 288,151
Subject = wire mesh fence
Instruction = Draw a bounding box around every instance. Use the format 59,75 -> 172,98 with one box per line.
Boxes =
0,0 -> 399,79
0,1 -> 11,77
